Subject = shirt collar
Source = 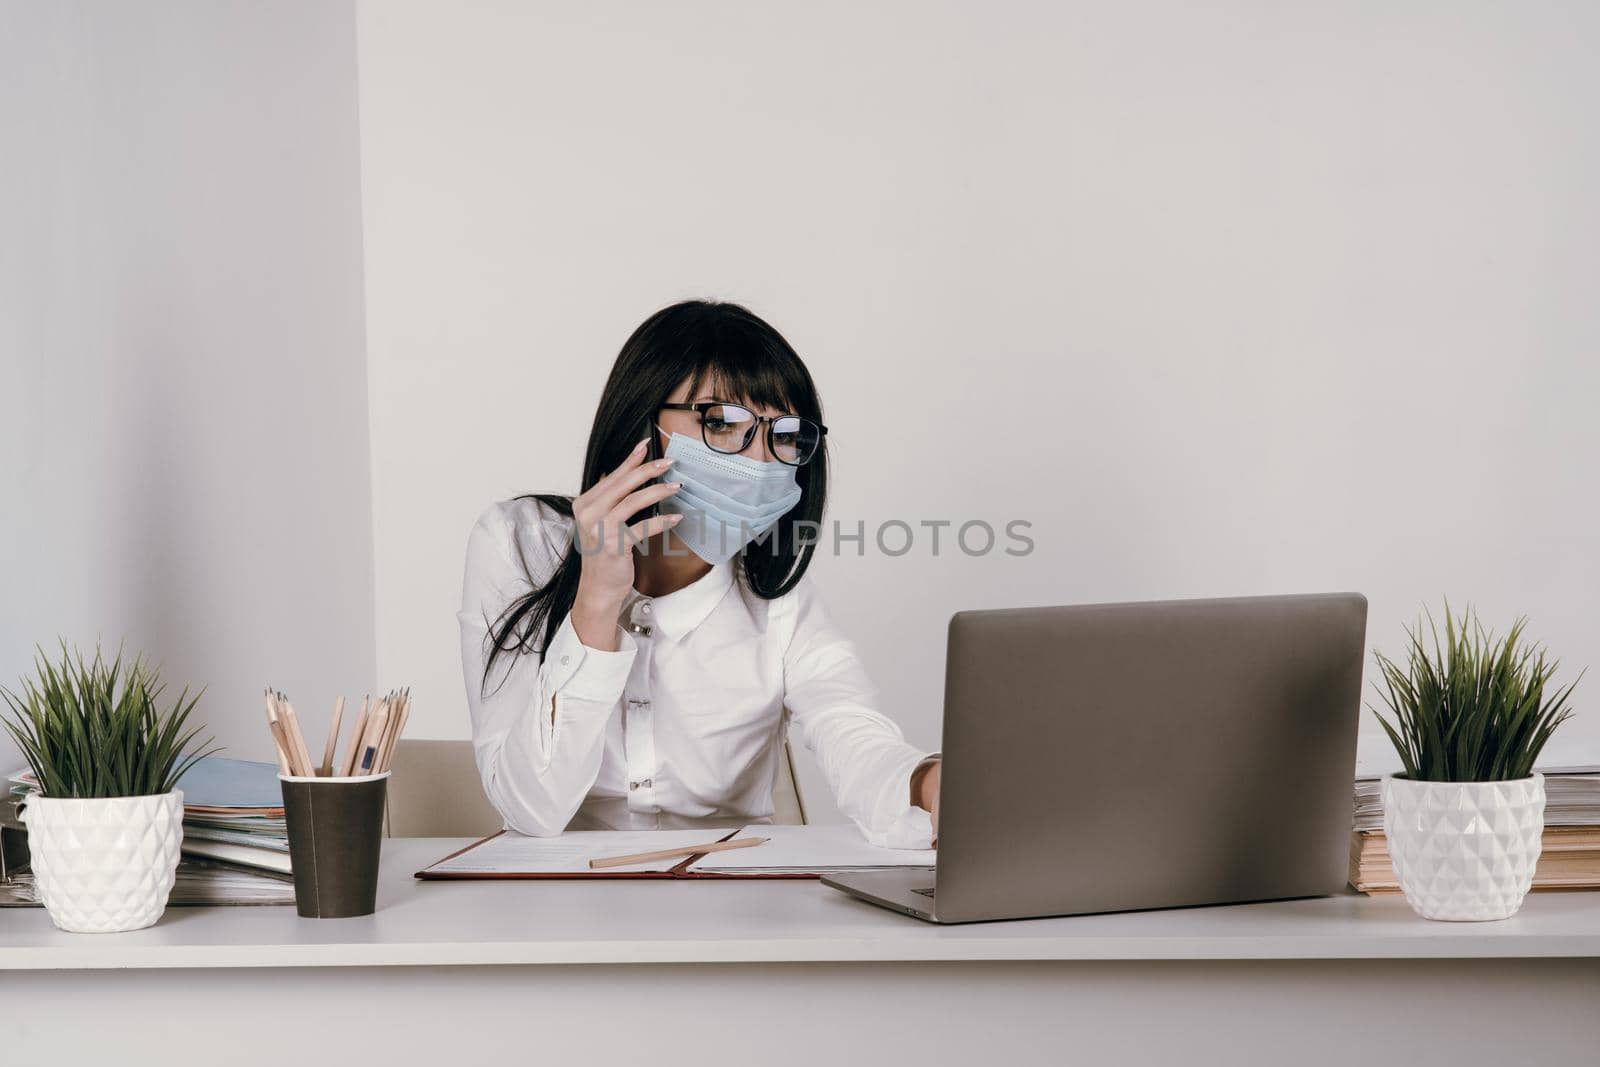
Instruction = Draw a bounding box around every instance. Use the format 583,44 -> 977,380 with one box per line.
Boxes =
624,561 -> 735,640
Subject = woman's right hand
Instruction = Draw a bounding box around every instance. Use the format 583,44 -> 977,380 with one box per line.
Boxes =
569,439 -> 682,650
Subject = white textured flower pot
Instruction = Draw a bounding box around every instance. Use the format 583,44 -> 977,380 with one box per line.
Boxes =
18,790 -> 184,933
1382,774 -> 1544,921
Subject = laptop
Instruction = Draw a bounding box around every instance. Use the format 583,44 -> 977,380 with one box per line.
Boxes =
822,592 -> 1367,923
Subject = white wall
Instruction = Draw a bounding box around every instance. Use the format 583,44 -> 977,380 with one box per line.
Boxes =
0,1 -> 374,772
357,1 -> 1600,820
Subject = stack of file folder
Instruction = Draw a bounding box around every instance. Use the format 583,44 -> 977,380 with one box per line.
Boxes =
6,756 -> 294,893
169,757 -> 292,875
1348,737 -> 1600,894
1,855 -> 293,907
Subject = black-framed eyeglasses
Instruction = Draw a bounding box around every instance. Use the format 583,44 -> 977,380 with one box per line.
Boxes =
659,402 -> 827,467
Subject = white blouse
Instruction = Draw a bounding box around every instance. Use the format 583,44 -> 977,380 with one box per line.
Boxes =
458,497 -> 937,848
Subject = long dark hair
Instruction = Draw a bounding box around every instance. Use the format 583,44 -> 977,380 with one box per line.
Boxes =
481,300 -> 829,692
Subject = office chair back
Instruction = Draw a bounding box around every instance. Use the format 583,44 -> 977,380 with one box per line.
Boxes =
772,733 -> 808,826
384,739 -> 503,839
384,737 -> 808,837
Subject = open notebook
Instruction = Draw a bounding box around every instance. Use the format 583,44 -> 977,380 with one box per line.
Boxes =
416,825 -> 937,880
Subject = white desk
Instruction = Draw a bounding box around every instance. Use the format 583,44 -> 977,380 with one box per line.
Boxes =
4,838 -> 1599,1064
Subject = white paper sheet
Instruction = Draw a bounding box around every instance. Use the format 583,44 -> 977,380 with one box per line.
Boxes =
425,830 -> 736,874
684,824 -> 936,874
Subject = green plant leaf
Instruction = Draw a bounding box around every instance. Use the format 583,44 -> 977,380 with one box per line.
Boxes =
0,641 -> 219,799
1369,602 -> 1582,782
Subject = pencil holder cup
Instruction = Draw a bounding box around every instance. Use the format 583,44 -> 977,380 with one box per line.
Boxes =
279,772 -> 388,918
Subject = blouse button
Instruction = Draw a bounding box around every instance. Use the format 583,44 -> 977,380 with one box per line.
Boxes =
560,655 -> 571,666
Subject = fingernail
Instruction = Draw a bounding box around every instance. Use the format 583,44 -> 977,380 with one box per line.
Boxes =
634,439 -> 648,452
667,513 -> 683,522
667,481 -> 682,489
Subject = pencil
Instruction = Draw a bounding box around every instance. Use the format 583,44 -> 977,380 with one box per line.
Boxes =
378,688 -> 410,773
589,835 -> 769,870
340,695 -> 371,777
356,699 -> 390,776
284,693 -> 311,777
372,690 -> 394,773
279,693 -> 316,777
266,690 -> 306,776
263,690 -> 291,776
320,695 -> 345,777
269,717 -> 297,777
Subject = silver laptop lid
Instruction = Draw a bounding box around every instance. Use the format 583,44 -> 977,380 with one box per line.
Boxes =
932,592 -> 1367,923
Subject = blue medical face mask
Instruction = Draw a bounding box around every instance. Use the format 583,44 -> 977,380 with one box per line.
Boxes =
657,431 -> 802,565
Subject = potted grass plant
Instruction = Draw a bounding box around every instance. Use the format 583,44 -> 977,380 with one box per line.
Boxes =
1372,603 -> 1580,921
1,643 -> 215,932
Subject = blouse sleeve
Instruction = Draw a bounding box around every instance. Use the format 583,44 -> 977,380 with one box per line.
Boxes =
457,500 -> 635,836
779,576 -> 938,849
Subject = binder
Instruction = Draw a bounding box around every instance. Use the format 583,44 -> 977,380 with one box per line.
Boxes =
416,825 -> 939,881
415,829 -> 817,880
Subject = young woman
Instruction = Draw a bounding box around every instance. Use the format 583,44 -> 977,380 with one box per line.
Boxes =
458,300 -> 940,848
